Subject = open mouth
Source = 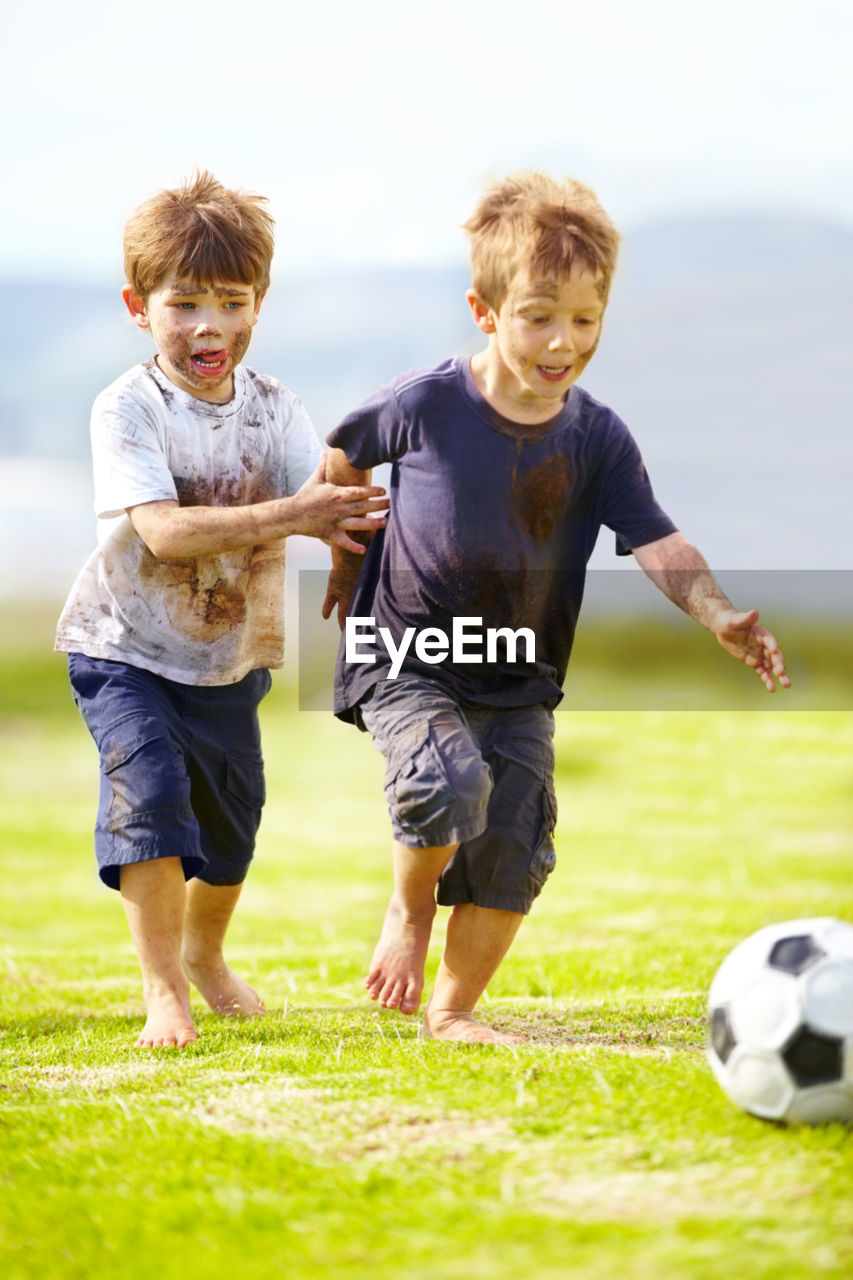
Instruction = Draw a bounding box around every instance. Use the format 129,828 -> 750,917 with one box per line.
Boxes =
536,365 -> 572,383
190,349 -> 228,375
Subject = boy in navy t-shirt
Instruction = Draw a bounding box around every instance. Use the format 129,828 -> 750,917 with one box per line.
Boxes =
323,171 -> 789,1044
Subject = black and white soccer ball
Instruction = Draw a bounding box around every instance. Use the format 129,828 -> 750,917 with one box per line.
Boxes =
707,917 -> 853,1125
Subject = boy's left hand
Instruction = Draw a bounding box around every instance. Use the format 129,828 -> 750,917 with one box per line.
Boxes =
714,609 -> 791,692
322,557 -> 365,630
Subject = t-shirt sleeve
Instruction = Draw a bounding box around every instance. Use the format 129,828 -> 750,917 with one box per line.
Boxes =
325,381 -> 407,468
91,388 -> 178,519
281,393 -> 324,495
599,424 -> 678,556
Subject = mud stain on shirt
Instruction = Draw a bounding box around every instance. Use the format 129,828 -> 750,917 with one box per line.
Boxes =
510,451 -> 573,544
137,547 -> 249,643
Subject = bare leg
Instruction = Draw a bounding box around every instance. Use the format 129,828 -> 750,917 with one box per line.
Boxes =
423,903 -> 527,1044
366,839 -> 458,1014
120,858 -> 197,1048
181,879 -> 266,1017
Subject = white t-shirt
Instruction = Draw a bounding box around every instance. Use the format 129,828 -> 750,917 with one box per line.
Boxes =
55,359 -> 322,685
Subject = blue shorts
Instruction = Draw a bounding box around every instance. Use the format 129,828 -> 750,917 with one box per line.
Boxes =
68,653 -> 271,891
358,676 -> 557,914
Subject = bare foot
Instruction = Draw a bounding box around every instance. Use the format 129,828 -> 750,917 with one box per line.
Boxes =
136,989 -> 197,1048
182,955 -> 266,1017
366,894 -> 435,1014
421,1009 -> 527,1045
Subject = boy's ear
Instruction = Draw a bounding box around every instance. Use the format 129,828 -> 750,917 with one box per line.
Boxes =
466,289 -> 497,335
252,290 -> 266,325
122,285 -> 150,329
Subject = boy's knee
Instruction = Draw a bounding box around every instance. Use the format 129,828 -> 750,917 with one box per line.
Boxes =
388,718 -> 492,845
448,750 -> 493,815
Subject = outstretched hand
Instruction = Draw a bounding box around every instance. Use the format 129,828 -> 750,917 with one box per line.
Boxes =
293,454 -> 388,554
714,609 -> 791,692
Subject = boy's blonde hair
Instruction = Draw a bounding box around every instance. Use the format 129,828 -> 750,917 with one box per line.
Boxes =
123,170 -> 275,300
463,171 -> 620,309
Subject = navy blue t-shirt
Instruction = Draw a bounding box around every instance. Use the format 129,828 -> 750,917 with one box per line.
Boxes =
327,357 -> 677,720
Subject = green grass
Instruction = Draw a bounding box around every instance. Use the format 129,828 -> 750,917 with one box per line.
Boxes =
1,606 -> 852,1279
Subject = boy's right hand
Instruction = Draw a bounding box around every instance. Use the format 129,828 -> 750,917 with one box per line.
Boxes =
292,454 -> 388,553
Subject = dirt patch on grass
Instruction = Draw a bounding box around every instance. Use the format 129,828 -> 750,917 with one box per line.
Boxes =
534,1167 -> 734,1221
193,1081 -> 511,1162
328,1105 -> 512,1163
501,1008 -> 706,1052
29,1061 -> 169,1091
194,1079 -> 328,1136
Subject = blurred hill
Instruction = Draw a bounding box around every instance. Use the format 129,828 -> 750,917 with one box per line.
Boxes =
1,212 -> 851,602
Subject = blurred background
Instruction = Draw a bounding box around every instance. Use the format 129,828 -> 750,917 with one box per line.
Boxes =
1,0 -> 851,705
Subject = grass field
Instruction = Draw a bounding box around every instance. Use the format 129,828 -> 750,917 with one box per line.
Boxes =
1,606 -> 852,1279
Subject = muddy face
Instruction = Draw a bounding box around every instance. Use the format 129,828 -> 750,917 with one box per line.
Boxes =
135,276 -> 261,404
153,318 -> 255,403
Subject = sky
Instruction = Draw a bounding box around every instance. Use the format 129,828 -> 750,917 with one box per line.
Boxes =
3,0 -> 852,286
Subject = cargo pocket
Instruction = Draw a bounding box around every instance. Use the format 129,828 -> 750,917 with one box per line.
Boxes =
528,777 -> 558,887
224,754 -> 266,832
100,717 -> 188,830
385,720 -> 435,825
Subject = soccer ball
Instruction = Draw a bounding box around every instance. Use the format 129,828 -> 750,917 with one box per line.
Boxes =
707,917 -> 853,1125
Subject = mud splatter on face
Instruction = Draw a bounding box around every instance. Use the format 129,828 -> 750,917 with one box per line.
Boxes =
228,320 -> 255,370
142,276 -> 259,402
159,319 -> 253,384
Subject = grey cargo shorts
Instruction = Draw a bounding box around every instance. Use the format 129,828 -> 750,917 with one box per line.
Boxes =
358,675 -> 557,914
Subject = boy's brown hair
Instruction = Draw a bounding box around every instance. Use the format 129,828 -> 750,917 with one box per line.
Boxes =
463,171 -> 620,309
123,170 -> 275,300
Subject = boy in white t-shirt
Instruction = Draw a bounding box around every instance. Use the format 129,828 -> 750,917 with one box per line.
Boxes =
56,171 -> 387,1048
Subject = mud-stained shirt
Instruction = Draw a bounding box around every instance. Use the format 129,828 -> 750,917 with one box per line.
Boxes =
55,360 -> 322,685
327,357 -> 678,718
